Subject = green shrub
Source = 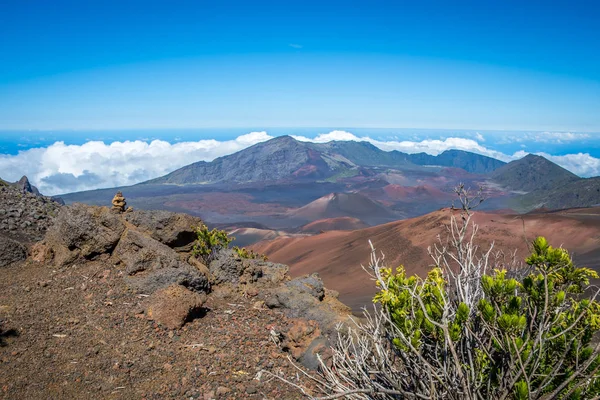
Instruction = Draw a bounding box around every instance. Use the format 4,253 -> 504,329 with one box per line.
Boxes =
191,224 -> 232,264
233,246 -> 268,261
373,236 -> 600,399
191,225 -> 268,264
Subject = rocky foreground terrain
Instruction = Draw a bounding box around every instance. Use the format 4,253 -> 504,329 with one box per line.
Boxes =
0,190 -> 352,399
0,177 -> 62,270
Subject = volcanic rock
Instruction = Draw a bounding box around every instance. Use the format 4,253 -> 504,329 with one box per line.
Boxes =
15,176 -> 40,196
113,229 -> 209,294
124,209 -> 203,251
281,319 -> 329,370
209,249 -> 289,286
0,234 -> 28,268
43,203 -> 124,265
285,273 -> 325,300
146,284 -> 207,329
0,181 -> 61,243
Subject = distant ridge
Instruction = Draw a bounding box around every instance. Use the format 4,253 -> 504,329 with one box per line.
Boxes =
145,136 -> 506,186
407,149 -> 505,174
518,176 -> 600,210
491,154 -> 579,192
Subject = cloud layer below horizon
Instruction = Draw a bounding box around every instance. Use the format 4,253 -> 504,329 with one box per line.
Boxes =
0,130 -> 598,195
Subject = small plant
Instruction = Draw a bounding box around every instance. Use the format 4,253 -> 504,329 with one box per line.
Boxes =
233,246 -> 268,261
192,224 -> 232,264
191,225 -> 268,264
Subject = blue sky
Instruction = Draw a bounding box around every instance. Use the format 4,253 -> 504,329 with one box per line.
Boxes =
0,0 -> 599,131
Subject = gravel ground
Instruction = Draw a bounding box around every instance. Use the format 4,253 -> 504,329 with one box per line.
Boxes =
0,257 -> 318,399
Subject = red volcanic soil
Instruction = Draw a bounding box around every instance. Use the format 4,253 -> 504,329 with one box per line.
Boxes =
251,207 -> 600,313
299,217 -> 369,233
292,164 -> 318,177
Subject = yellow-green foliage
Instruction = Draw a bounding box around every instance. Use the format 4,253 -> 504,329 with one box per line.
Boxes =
233,246 -> 268,261
192,224 -> 232,263
375,236 -> 600,399
192,225 -> 268,263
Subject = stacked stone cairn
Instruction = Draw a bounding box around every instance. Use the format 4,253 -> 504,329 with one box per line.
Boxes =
111,191 -> 131,213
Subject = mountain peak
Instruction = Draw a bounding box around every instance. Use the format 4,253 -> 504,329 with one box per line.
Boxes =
267,135 -> 298,145
491,153 -> 579,192
14,175 -> 41,195
522,153 -> 546,161
17,175 -> 31,190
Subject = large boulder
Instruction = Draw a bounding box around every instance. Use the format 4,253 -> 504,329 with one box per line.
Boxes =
146,284 -> 207,329
285,273 -> 324,300
124,210 -> 203,251
44,204 -> 124,264
113,229 -> 209,294
280,319 -> 330,371
209,249 -> 288,286
0,234 -> 27,268
264,273 -> 351,369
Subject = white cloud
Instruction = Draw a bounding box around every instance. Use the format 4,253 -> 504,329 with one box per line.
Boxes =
293,130 -> 362,143
536,152 -> 600,177
0,132 -> 273,195
498,132 -> 591,145
535,132 -> 591,142
475,132 -> 485,142
0,130 -> 597,196
295,130 -> 511,161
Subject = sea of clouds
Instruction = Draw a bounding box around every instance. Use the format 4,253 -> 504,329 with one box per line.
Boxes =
0,130 -> 598,196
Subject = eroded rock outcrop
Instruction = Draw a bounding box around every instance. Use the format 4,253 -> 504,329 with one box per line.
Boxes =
0,234 -> 28,268
209,249 -> 289,287
0,178 -> 61,243
15,176 -> 41,196
32,202 -> 351,370
124,209 -> 203,251
43,203 -> 125,265
114,228 -> 209,294
209,250 -> 351,369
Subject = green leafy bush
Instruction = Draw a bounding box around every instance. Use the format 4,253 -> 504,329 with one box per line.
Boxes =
233,246 -> 268,261
191,224 -> 268,264
191,224 -> 232,264
374,237 -> 600,399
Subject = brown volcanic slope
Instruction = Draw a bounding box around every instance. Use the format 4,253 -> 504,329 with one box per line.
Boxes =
251,207 -> 600,312
299,217 -> 369,233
